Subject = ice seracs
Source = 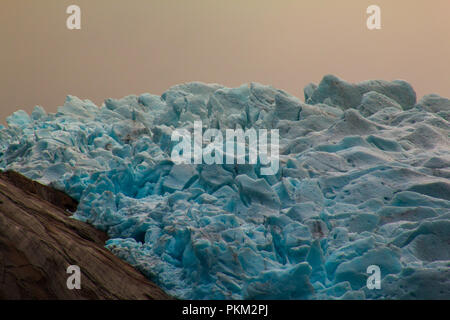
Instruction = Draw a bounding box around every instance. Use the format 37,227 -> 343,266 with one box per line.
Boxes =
0,76 -> 449,299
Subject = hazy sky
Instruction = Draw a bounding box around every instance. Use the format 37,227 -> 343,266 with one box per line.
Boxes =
1,0 -> 449,122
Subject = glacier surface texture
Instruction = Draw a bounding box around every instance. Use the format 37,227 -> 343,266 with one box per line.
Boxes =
0,75 -> 449,299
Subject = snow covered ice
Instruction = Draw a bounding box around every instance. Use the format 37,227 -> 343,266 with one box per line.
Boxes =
0,75 -> 449,299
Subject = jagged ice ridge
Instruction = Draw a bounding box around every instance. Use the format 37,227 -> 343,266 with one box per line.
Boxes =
0,75 -> 449,299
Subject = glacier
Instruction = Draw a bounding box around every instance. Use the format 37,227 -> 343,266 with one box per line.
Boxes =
0,75 -> 449,299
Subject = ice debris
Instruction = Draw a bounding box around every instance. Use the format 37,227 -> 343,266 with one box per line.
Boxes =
0,75 -> 449,299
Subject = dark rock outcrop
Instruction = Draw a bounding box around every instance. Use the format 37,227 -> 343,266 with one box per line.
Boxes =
0,171 -> 171,300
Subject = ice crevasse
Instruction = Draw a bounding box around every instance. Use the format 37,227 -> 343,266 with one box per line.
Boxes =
0,75 -> 449,299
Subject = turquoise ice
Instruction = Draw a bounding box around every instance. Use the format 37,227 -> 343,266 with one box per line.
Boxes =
0,76 -> 449,299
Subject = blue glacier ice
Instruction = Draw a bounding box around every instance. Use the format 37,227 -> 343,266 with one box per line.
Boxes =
0,76 -> 449,299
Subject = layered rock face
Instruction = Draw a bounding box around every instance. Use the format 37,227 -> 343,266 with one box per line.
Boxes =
0,75 -> 449,299
0,171 -> 170,299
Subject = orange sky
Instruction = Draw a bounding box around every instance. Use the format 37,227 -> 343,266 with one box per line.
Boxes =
1,0 -> 449,122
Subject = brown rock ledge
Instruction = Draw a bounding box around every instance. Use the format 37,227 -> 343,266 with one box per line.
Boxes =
0,171 -> 171,300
